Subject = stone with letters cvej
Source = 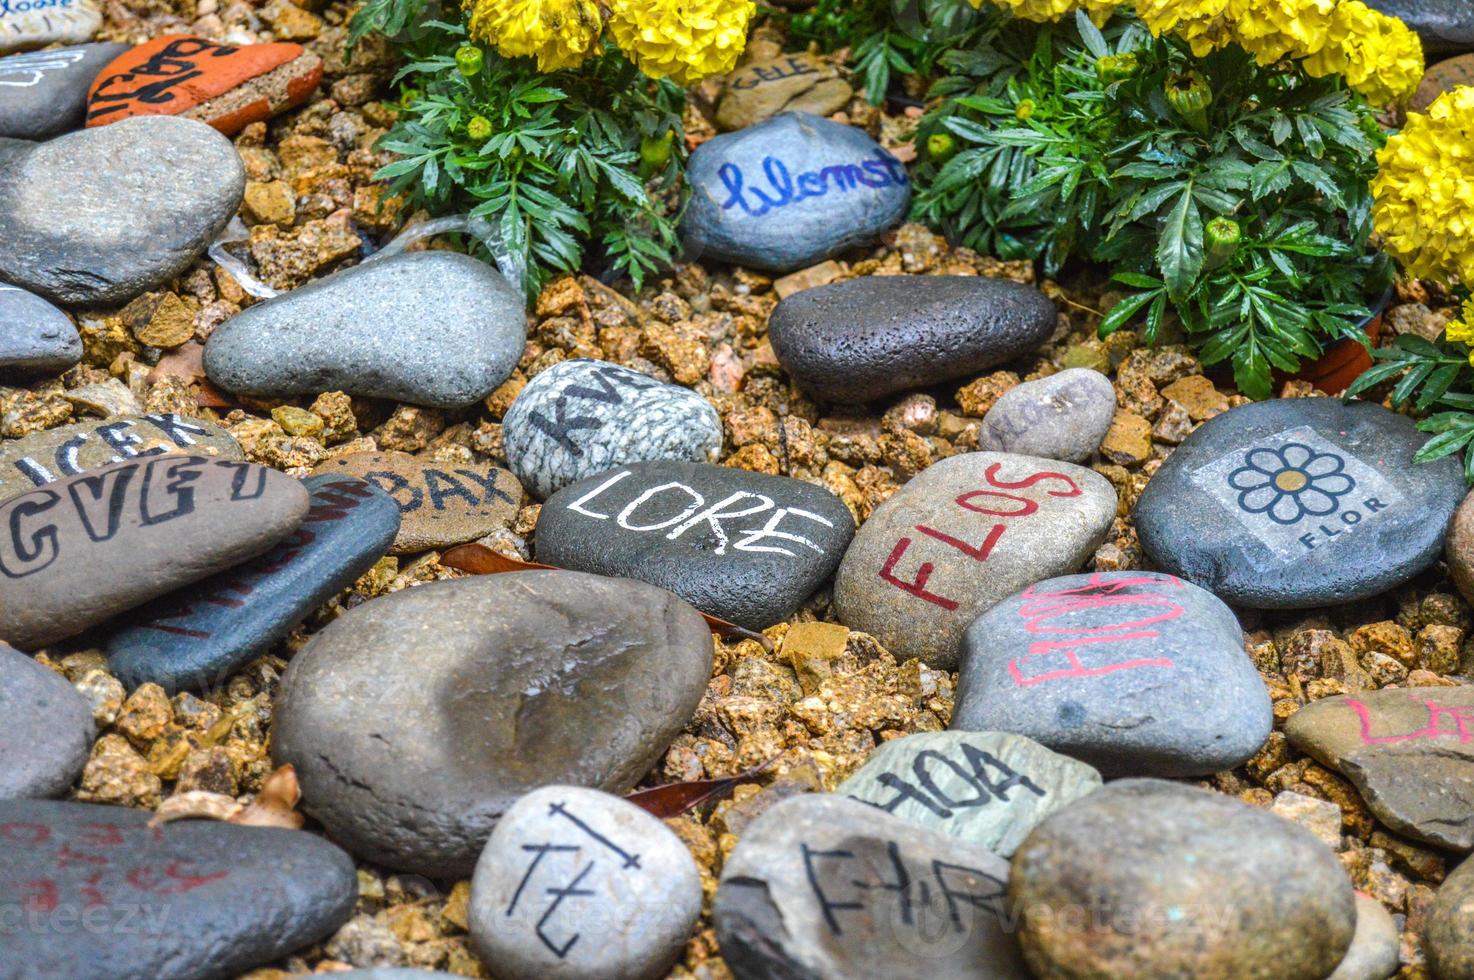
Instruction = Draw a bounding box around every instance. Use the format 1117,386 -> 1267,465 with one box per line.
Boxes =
535,461 -> 855,630
0,282 -> 82,382
0,642 -> 94,799
0,42 -> 125,140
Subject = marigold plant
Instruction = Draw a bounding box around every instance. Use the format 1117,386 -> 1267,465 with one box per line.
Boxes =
465,0 -> 603,72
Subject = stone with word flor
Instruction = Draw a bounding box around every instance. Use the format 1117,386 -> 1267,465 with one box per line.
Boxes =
833,451 -> 1116,669
0,456 -> 308,650
953,571 -> 1272,777
0,799 -> 356,979
469,786 -> 702,980
0,0 -> 99,55
0,282 -> 81,381
0,42 -> 124,139
502,358 -> 723,500
682,112 -> 910,273
0,642 -> 93,798
980,368 -> 1116,463
715,52 -> 853,132
536,461 -> 854,630
1134,398 -> 1465,608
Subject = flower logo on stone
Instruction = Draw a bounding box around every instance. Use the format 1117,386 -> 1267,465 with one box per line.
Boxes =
1227,443 -> 1357,526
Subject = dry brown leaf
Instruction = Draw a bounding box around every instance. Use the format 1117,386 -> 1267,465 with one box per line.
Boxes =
231,764 -> 305,829
148,791 -> 244,827
626,756 -> 781,819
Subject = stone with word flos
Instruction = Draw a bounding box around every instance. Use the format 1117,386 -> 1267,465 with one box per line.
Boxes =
536,461 -> 854,630
714,793 -> 1031,980
0,456 -> 308,650
715,52 -> 853,132
681,112 -> 910,273
833,452 -> 1116,669
0,0 -> 99,54
1135,398 -> 1465,608
469,786 -> 702,980
0,282 -> 81,382
953,571 -> 1272,778
0,799 -> 356,978
0,642 -> 94,798
106,475 -> 399,692
0,42 -> 124,139
502,358 -> 723,500
980,368 -> 1117,463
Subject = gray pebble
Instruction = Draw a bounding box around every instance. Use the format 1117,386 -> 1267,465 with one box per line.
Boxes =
0,282 -> 80,380
0,642 -> 93,798
0,43 -> 126,140
980,368 -> 1115,463
1328,894 -> 1400,980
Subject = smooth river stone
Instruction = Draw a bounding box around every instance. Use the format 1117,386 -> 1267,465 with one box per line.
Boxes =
272,570 -> 712,878
535,461 -> 854,630
1009,779 -> 1355,980
837,731 -> 1101,857
469,786 -> 702,980
832,451 -> 1116,669
1427,854 -> 1474,978
0,135 -> 33,165
681,112 -> 910,273
980,368 -> 1116,463
0,282 -> 81,380
714,793 -> 1030,980
0,115 -> 244,306
1329,894 -> 1400,980
204,251 -> 526,409
502,358 -> 723,500
0,0 -> 100,54
0,642 -> 93,798
0,42 -> 125,139
0,456 -> 308,650
1286,686 -> 1474,850
1445,487 -> 1474,606
953,571 -> 1272,777
0,799 -> 356,979
1365,0 -> 1474,54
715,52 -> 853,131
1133,398 -> 1465,608
106,475 -> 399,692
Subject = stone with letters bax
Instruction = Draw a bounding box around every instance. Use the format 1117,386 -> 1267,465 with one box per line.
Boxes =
0,798 -> 356,979
952,572 -> 1272,778
1134,398 -> 1466,608
536,461 -> 855,630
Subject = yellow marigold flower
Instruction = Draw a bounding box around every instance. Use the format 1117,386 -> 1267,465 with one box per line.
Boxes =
979,0 -> 1118,24
465,0 -> 603,72
1448,298 -> 1474,358
605,0 -> 755,85
1339,3 -> 1424,104
1227,0 -> 1336,65
1136,0 -> 1234,57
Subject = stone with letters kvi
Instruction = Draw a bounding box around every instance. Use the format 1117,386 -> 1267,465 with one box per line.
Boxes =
1134,398 -> 1466,608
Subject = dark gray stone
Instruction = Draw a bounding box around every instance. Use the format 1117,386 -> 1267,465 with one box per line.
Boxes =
0,642 -> 92,798
1133,398 -> 1465,608
980,368 -> 1115,463
681,112 -> 910,274
0,282 -> 80,380
768,275 -> 1056,403
271,570 -> 713,878
953,571 -> 1272,777
0,798 -> 356,980
1365,0 -> 1474,54
1427,853 -> 1474,978
0,115 -> 244,306
106,475 -> 399,692
0,43 -> 126,140
0,136 -> 33,166
536,461 -> 854,630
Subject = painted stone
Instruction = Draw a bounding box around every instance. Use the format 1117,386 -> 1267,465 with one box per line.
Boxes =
980,368 -> 1116,463
0,282 -> 81,381
0,42 -> 125,139
0,642 -> 93,798
715,53 -> 853,131
0,0 -> 99,54
1365,0 -> 1474,54
1427,854 -> 1474,978
1329,894 -> 1400,980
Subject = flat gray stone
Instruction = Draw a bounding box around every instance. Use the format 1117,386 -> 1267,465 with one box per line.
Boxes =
0,136 -> 33,166
1427,853 -> 1474,978
0,642 -> 92,797
0,282 -> 80,380
0,0 -> 100,54
1366,0 -> 1474,54
1329,894 -> 1399,980
980,368 -> 1115,463
0,43 -> 126,139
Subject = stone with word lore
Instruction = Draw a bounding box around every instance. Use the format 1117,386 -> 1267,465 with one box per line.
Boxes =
833,452 -> 1116,669
0,282 -> 81,381
0,798 -> 356,978
1329,894 -> 1400,980
682,112 -> 910,274
536,461 -> 854,630
953,571 -> 1272,777
310,451 -> 520,554
272,570 -> 712,877
980,368 -> 1116,463
106,474 -> 399,692
837,731 -> 1101,857
768,274 -> 1057,404
205,252 -> 526,409
1010,779 -> 1356,980
1365,0 -> 1474,54
0,642 -> 93,798
0,456 -> 308,650
1134,398 -> 1465,608
1286,687 -> 1474,850
0,42 -> 124,139
1426,853 -> 1474,978
469,786 -> 702,980
714,793 -> 1031,980
715,52 -> 853,132
0,115 -> 244,306
502,358 -> 723,500
0,0 -> 99,54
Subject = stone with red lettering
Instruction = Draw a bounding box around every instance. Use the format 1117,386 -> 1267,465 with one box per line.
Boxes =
714,793 -> 1031,980
1286,687 -> 1474,850
832,452 -> 1116,668
953,571 -> 1272,777
0,642 -> 93,798
715,52 -> 853,132
535,461 -> 854,630
0,456 -> 309,650
0,798 -> 356,978
980,368 -> 1116,463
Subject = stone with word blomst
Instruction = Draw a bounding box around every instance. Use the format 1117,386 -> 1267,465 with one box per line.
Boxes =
0,642 -> 93,798
0,283 -> 81,381
0,42 -> 124,139
980,368 -> 1116,463
0,0 -> 100,54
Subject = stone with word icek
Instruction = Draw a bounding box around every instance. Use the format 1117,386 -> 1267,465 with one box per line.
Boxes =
682,112 -> 910,273
838,731 -> 1101,857
715,52 -> 853,132
0,42 -> 124,139
1286,687 -> 1474,850
470,786 -> 702,980
833,452 -> 1116,669
536,461 -> 854,630
980,368 -> 1117,463
0,0 -> 100,54
1134,398 -> 1465,608
0,641 -> 94,798
502,358 -> 723,500
0,283 -> 81,382
953,572 -> 1272,777
0,456 -> 308,650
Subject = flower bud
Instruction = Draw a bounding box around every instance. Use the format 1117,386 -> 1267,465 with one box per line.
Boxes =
455,45 -> 484,77
1166,71 -> 1212,134
1016,99 -> 1036,121
468,115 -> 492,142
1205,216 -> 1241,268
927,132 -> 956,162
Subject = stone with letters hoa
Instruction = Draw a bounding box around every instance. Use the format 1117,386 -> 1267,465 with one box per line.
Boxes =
1134,398 -> 1466,608
536,461 -> 855,630
681,111 -> 911,273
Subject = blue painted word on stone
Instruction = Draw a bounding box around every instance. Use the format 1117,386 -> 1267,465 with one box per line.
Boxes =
718,155 -> 909,218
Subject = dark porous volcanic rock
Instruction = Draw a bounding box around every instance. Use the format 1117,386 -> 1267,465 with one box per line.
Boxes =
271,570 -> 713,878
0,43 -> 126,139
0,282 -> 81,380
0,798 -> 356,980
768,274 -> 1056,403
1427,853 -> 1474,978
1134,398 -> 1464,608
1009,779 -> 1355,979
536,461 -> 854,630
0,642 -> 93,798
1365,0 -> 1474,54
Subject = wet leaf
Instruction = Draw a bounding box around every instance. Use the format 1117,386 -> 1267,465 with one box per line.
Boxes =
231,764 -> 305,829
626,756 -> 781,819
